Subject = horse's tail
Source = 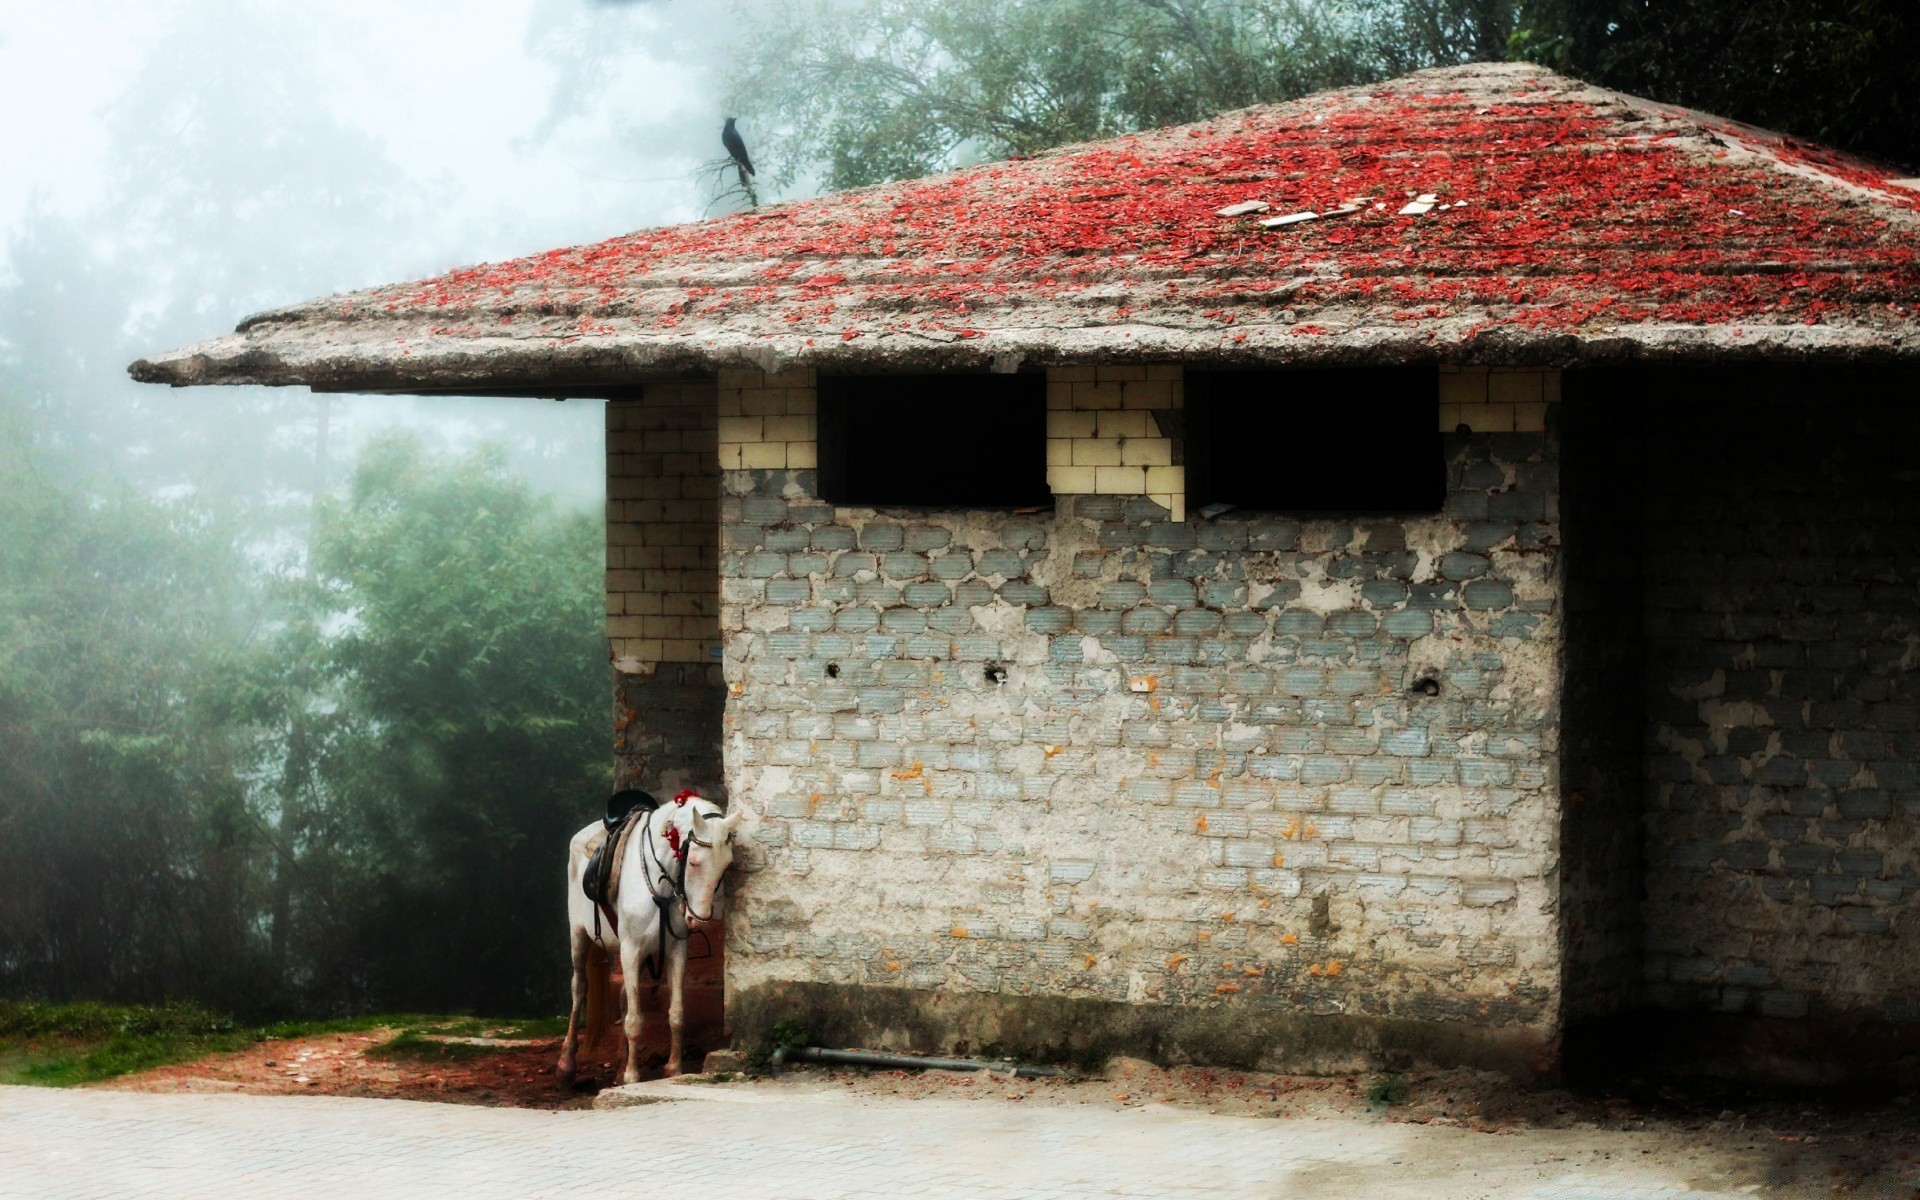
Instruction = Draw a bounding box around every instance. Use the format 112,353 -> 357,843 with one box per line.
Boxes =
583,943 -> 614,1052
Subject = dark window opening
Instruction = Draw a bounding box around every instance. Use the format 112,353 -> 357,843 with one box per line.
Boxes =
1185,368 -> 1442,514
817,374 -> 1051,508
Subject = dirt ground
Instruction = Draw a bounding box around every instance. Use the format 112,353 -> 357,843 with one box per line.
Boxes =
102,1028 -> 1920,1192
103,1028 -> 595,1110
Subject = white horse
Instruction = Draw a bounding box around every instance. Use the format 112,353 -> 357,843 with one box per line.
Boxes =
557,794 -> 739,1085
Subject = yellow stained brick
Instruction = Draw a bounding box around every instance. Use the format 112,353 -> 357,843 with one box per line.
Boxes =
717,416 -> 763,443
1438,402 -> 1463,432
741,390 -> 788,416
1094,410 -> 1151,439
1095,466 -> 1148,493
1095,365 -> 1147,382
605,615 -> 650,639
1122,381 -> 1176,409
717,367 -> 763,388
716,389 -> 745,417
1457,403 -> 1515,433
1046,439 -> 1074,466
763,414 -> 816,443
740,442 -> 787,469
1049,365 -> 1097,383
717,443 -> 746,470
1438,370 -> 1488,406
1048,410 -> 1098,439
1048,465 -> 1098,493
1120,438 -> 1173,467
1145,465 -> 1184,494
662,640 -> 710,663
1046,381 -> 1075,410
1512,402 -> 1548,432
1145,364 -> 1182,381
1071,438 -> 1123,466
786,442 -> 818,469
1489,370 -> 1544,405
1070,381 -> 1125,410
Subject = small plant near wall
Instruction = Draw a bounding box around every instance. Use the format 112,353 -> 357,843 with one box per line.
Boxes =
1368,1074 -> 1409,1106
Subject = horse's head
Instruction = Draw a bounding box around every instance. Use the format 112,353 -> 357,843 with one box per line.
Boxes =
681,800 -> 740,920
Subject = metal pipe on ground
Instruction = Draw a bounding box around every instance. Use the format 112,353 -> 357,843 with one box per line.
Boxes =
769,1045 -> 1062,1078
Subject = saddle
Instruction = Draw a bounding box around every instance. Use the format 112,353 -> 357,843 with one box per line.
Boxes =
582,789 -> 656,937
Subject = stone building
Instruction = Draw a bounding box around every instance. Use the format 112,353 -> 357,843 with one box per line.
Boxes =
136,63 -> 1920,1084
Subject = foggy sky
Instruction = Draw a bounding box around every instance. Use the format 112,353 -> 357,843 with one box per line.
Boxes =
1,1 -> 747,507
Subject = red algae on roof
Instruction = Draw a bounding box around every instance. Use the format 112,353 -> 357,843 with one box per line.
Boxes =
133,62 -> 1920,391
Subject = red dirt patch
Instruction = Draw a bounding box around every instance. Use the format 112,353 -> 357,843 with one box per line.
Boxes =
101,1029 -> 606,1109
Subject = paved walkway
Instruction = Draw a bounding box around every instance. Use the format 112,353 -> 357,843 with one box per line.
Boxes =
2,1082 -> 1773,1199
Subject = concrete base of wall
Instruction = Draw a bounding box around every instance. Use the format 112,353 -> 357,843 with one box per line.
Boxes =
1564,1011 -> 1920,1091
729,980 -> 1555,1081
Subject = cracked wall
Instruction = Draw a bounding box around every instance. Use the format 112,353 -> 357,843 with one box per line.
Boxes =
714,367 -> 1567,1066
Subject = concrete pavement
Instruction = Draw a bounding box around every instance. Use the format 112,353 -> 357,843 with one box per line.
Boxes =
0,1081 -> 1786,1198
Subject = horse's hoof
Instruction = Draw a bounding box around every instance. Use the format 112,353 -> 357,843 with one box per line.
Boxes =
556,1066 -> 575,1087
619,1069 -> 640,1086
664,1062 -> 681,1078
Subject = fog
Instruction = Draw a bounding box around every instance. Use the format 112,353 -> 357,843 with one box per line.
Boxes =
2,0 -> 744,509
0,0 -> 762,1016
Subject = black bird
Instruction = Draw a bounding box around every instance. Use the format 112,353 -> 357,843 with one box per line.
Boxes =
722,117 -> 755,177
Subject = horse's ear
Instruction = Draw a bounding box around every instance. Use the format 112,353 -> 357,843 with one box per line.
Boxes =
724,804 -> 753,839
691,807 -> 710,837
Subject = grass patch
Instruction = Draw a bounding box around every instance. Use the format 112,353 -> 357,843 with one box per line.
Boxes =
0,1001 -> 255,1087
1367,1074 -> 1409,1106
364,1029 -> 502,1062
0,1001 -> 567,1087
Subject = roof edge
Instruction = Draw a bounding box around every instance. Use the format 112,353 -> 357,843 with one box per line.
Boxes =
130,323 -> 1920,393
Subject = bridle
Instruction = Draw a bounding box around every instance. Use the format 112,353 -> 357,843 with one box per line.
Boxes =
634,799 -> 726,978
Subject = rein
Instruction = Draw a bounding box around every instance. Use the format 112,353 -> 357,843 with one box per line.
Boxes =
631,796 -> 722,980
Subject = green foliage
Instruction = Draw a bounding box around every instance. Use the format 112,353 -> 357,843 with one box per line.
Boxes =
728,0 -> 1920,191
750,1019 -> 816,1069
727,0 -> 1517,191
365,1029 -> 502,1062
1368,1074 -> 1410,1105
0,1000 -> 253,1086
0,407 -> 608,1018
0,1000 -> 563,1085
1518,0 -> 1920,170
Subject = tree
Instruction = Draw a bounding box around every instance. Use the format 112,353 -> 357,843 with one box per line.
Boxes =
725,0 -> 1408,191
1519,1 -> 1920,170
281,435 -> 611,1014
0,403 -> 276,1013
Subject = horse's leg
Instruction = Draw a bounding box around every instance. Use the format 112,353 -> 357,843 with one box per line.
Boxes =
618,928 -> 647,1085
664,934 -> 690,1077
557,927 -> 589,1085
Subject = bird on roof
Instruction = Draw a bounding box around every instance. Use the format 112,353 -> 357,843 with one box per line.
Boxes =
722,117 -> 755,178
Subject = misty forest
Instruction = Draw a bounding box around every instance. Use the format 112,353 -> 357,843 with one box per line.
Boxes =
3,0 -> 1915,1021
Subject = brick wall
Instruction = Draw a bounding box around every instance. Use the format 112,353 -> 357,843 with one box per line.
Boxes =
606,384 -> 721,669
607,383 -> 727,796
1046,366 -> 1184,519
715,365 -> 1568,1066
1640,371 -> 1920,1026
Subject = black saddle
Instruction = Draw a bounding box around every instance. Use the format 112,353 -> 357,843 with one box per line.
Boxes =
583,789 -> 656,928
